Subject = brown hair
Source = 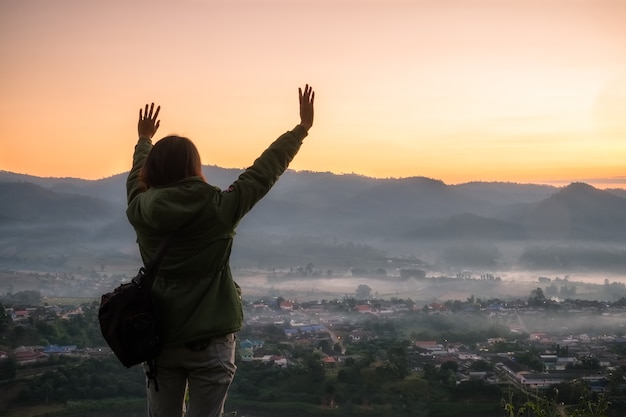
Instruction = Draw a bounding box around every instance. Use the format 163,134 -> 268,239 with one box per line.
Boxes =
140,135 -> 205,188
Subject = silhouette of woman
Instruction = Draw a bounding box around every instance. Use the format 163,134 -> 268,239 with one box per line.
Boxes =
126,85 -> 315,417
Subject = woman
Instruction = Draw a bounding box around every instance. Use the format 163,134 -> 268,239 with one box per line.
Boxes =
126,85 -> 315,417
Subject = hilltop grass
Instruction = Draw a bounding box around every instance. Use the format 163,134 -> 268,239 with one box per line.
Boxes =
428,401 -> 503,416
5,398 -> 147,417
0,404 -> 65,417
229,398 -> 390,416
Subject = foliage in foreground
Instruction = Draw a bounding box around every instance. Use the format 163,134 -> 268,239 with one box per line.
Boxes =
16,357 -> 145,404
503,392 -> 610,417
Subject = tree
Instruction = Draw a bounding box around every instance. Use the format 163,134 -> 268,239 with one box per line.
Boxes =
515,350 -> 544,372
469,359 -> 493,372
528,287 -> 546,307
355,284 -> 372,299
0,355 -> 16,379
0,301 -> 10,333
2,290 -> 42,305
385,345 -> 409,380
440,360 -> 458,374
304,351 -> 325,382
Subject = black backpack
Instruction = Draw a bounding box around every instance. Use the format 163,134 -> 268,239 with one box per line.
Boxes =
98,237 -> 170,390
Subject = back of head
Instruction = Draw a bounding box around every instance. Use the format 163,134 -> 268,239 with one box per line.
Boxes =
140,135 -> 204,188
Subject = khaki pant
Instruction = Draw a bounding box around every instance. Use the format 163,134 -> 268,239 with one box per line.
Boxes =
145,333 -> 237,417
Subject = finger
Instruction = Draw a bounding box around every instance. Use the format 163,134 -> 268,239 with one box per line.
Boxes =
139,108 -> 143,121
153,105 -> 160,121
149,103 -> 155,118
299,87 -> 303,104
144,104 -> 149,118
155,120 -> 160,130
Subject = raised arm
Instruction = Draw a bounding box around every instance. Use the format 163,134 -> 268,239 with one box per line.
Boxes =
127,103 -> 161,204
138,103 -> 161,139
217,84 -> 315,226
298,84 -> 315,131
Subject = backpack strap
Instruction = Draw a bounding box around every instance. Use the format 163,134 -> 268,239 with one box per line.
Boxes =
146,358 -> 159,391
144,235 -> 173,287
133,236 -> 171,392
131,236 -> 172,289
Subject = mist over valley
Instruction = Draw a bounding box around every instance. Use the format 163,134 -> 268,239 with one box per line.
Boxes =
1,168 -> 626,301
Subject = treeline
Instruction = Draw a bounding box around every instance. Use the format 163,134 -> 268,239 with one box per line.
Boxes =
520,245 -> 626,271
32,399 -> 145,417
16,357 -> 145,404
0,299 -> 105,348
0,290 -> 42,306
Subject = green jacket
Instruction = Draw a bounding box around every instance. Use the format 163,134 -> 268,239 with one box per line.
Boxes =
126,125 -> 308,347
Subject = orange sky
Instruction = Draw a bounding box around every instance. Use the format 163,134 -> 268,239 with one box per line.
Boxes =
1,0 -> 626,188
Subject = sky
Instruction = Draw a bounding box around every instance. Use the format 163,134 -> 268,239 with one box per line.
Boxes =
1,0 -> 626,188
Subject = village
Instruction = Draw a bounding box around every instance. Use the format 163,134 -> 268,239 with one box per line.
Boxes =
3,287 -> 626,397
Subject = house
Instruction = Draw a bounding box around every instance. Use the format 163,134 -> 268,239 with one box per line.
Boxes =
519,372 -> 583,390
12,310 -> 31,322
556,357 -> 577,370
239,348 -> 253,361
348,330 -> 374,341
14,349 -> 48,365
322,356 -> 337,367
256,355 -> 287,367
284,329 -> 299,338
354,304 -> 373,314
428,303 -> 447,312
414,341 -> 444,353
238,339 -> 265,362
529,332 -> 549,342
300,325 -> 326,335
279,300 -> 294,311
239,339 -> 264,350
272,356 -> 288,367
540,354 -> 558,370
43,345 -> 77,354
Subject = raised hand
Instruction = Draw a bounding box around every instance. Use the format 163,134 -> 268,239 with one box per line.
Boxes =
298,84 -> 314,131
138,103 -> 161,139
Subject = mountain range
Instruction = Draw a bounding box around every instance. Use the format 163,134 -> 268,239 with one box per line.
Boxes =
1,168 -> 626,273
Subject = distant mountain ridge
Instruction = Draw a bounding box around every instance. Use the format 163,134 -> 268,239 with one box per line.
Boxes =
2,169 -> 626,241
0,181 -> 115,223
523,182 -> 626,240
2,168 -> 626,272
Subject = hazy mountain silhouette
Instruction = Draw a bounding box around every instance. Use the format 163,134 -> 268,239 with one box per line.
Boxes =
0,181 -> 115,223
3,170 -> 626,241
522,182 -> 626,241
2,169 -> 626,272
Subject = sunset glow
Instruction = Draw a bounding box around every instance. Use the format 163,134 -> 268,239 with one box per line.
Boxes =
1,0 -> 625,188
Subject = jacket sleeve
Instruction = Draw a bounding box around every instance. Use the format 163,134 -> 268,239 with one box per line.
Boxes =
216,125 -> 308,227
126,138 -> 153,205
